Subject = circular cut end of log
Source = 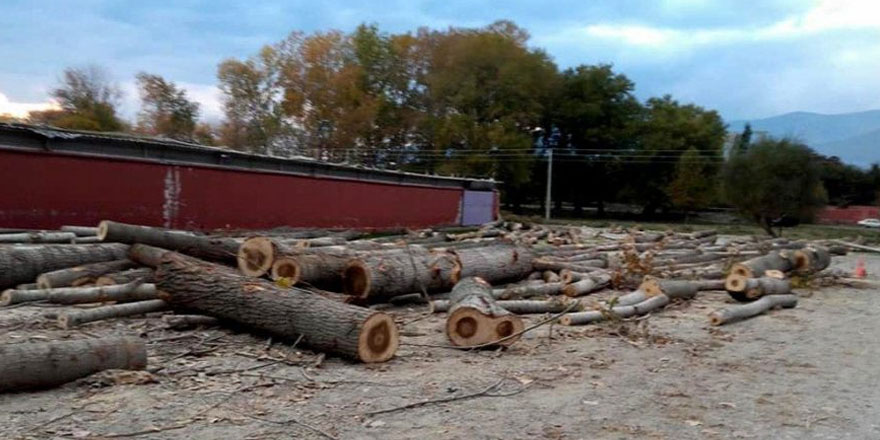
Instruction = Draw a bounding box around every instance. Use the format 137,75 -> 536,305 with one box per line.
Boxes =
764,269 -> 786,280
791,250 -> 810,272
357,312 -> 399,363
36,276 -> 52,290
561,284 -> 577,297
343,261 -> 370,298
559,315 -> 573,326
96,220 -> 111,241
708,311 -> 723,326
730,264 -> 752,278
0,290 -> 13,307
724,274 -> 748,292
237,237 -> 276,277
446,307 -> 523,347
559,269 -> 573,284
639,277 -> 663,296
270,257 -> 301,283
94,276 -> 116,287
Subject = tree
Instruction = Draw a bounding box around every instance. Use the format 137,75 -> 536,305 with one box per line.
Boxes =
30,65 -> 125,132
630,95 -> 726,215
733,123 -> 752,154
668,147 -> 713,221
135,73 -> 200,141
722,137 -> 827,236
217,49 -> 289,154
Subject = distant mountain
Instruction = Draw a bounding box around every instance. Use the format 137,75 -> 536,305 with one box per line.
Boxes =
728,109 -> 880,167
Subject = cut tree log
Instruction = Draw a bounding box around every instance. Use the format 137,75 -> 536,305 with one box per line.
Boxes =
0,337 -> 146,392
533,258 -> 606,272
708,294 -> 798,326
431,298 -> 576,314
543,271 -> 561,283
793,246 -> 831,273
0,232 -> 77,244
142,251 -> 399,363
495,282 -> 564,300
610,290 -> 648,307
162,314 -> 220,330
237,236 -> 289,277
95,268 -> 154,286
445,277 -> 524,347
729,252 -> 793,278
343,248 -> 460,301
560,294 -> 669,326
0,243 -> 130,289
724,275 -> 791,300
562,273 -> 612,297
270,250 -> 353,291
61,225 -> 100,236
452,245 -> 534,284
58,299 -> 169,328
638,278 -> 701,299
2,282 -> 157,306
36,259 -> 136,289
98,220 -> 239,263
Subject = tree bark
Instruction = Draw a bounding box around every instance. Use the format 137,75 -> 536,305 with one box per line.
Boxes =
562,273 -> 612,297
495,282 -> 564,300
237,236 -> 293,277
61,225 -> 99,236
98,220 -> 239,264
0,337 -> 146,392
709,294 -> 798,326
2,282 -> 157,306
638,278 -> 699,299
0,232 -> 77,243
446,277 -> 524,347
729,252 -> 793,278
36,259 -> 136,289
452,245 -> 534,284
162,314 -> 220,330
724,275 -> 791,301
58,299 -> 169,328
432,298 -> 576,314
270,250 -> 353,291
343,248 -> 460,301
95,268 -> 154,286
533,258 -> 606,272
146,251 -> 399,363
560,294 -> 669,326
0,243 -> 130,289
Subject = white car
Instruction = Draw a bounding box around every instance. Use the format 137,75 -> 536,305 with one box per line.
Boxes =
857,218 -> 880,228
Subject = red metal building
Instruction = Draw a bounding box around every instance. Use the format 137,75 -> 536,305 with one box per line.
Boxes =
0,124 -> 498,230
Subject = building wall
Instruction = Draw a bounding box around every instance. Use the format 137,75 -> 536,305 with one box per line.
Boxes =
0,148 -> 494,230
816,205 -> 880,225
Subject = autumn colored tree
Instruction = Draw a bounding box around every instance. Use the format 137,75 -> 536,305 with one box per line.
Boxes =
135,73 -> 200,141
29,65 -> 124,132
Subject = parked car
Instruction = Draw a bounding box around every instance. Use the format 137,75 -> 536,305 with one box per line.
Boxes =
857,218 -> 880,228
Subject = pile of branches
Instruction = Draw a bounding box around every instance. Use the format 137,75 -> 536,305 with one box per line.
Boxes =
0,220 -> 849,392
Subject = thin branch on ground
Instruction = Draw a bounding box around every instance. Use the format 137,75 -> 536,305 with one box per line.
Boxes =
365,377 -> 528,416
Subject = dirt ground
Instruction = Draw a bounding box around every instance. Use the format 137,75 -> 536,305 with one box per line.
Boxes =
1,253 -> 878,440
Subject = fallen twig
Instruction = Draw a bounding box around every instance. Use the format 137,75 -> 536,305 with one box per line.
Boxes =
365,377 -> 527,416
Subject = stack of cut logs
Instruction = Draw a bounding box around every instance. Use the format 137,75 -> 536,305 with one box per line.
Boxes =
0,220 -> 846,392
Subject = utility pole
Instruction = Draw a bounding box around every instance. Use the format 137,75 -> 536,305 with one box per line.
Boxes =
544,148 -> 553,220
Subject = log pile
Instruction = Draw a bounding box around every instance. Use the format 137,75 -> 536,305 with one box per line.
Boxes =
0,219 -> 852,392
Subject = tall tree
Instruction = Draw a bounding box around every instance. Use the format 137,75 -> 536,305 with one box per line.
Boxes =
733,123 -> 752,154
217,48 -> 289,154
668,147 -> 714,221
135,73 -> 200,141
722,137 -> 827,236
630,95 -> 726,215
29,65 -> 124,131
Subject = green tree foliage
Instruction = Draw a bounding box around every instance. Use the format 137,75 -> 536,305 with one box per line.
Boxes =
668,147 -> 714,221
818,156 -> 880,206
722,137 -> 827,236
29,65 -> 124,132
551,64 -> 641,215
135,73 -> 200,141
630,95 -> 726,214
733,123 -> 752,154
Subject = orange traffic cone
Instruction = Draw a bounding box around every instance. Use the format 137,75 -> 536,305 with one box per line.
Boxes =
854,258 -> 867,279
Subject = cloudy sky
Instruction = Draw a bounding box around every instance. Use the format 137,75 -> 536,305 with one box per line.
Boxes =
1,0 -> 878,122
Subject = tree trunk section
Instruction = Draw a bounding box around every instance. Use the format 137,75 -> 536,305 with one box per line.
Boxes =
0,337 -> 146,392
0,243 -> 130,289
0,232 -> 77,243
446,277 -> 524,347
343,248 -> 460,301
725,275 -> 791,301
639,278 -> 699,299
432,298 -> 576,314
36,259 -> 136,289
709,294 -> 798,326
452,245 -> 534,284
2,283 -> 157,306
151,252 -> 399,363
562,273 -> 612,297
729,252 -> 793,278
98,220 -> 239,264
495,282 -> 564,300
162,314 -> 220,330
561,294 -> 669,326
58,299 -> 169,328
61,225 -> 99,236
95,268 -> 154,286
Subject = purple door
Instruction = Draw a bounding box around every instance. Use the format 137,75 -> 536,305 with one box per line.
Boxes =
461,190 -> 495,226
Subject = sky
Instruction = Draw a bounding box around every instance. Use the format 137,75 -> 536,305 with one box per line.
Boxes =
1,0 -> 879,123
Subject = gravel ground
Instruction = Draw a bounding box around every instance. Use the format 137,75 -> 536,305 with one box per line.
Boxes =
1,253 -> 877,440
